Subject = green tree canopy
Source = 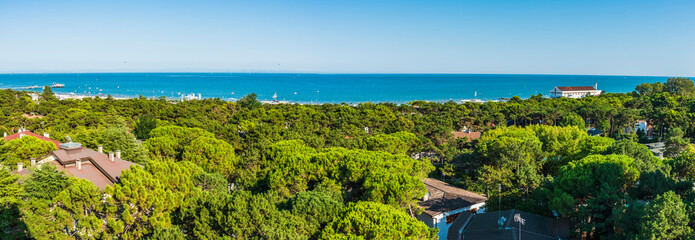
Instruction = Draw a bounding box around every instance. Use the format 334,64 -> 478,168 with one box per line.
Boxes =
637,191 -> 692,239
0,135 -> 57,168
133,114 -> 157,140
665,127 -> 689,158
554,154 -> 639,200
320,201 -> 437,240
363,131 -> 419,155
182,136 -> 237,178
144,125 -> 215,160
22,164 -> 72,200
606,139 -> 662,172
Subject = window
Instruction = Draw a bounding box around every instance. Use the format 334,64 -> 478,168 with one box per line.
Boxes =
446,213 -> 460,224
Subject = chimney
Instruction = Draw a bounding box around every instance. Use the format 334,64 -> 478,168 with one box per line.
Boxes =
43,132 -> 49,139
19,133 -> 25,139
17,162 -> 22,172
109,152 -> 114,162
115,150 -> 121,159
3,132 -> 6,137
98,145 -> 103,153
76,160 -> 82,170
30,158 -> 36,167
594,82 -> 598,90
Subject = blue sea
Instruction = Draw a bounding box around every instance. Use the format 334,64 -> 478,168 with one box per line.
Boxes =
0,73 -> 671,103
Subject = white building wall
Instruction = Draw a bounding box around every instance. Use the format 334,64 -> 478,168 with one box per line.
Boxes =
426,202 -> 486,240
636,122 -> 648,133
550,87 -> 602,98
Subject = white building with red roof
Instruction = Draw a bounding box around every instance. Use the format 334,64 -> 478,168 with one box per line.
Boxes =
550,83 -> 602,98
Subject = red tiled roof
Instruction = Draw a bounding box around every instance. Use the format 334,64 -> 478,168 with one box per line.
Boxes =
4,131 -> 61,148
451,131 -> 482,142
556,86 -> 596,91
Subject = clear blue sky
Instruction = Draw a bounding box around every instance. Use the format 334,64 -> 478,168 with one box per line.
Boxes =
1,0 -> 693,76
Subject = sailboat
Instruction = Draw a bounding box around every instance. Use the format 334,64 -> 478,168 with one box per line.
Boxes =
461,90 -> 484,103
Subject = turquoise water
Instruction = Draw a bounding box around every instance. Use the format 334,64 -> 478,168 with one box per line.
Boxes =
0,73 -> 670,103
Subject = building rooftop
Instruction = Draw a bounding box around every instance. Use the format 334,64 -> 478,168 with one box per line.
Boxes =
49,146 -> 137,188
4,131 -> 61,148
419,178 -> 487,217
556,86 -> 597,91
64,161 -> 113,189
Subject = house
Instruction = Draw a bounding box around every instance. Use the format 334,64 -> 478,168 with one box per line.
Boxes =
4,129 -> 61,148
635,120 -> 654,138
448,209 -> 572,240
37,142 -> 138,189
5,131 -> 139,189
550,83 -> 602,98
417,178 -> 487,240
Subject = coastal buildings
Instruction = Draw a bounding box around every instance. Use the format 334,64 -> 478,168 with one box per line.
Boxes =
4,131 -> 138,189
550,83 -> 602,98
417,178 -> 487,240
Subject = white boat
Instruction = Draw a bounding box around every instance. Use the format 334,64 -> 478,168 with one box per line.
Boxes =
51,83 -> 65,88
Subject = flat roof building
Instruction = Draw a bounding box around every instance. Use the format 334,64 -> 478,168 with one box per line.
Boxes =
550,83 -> 602,98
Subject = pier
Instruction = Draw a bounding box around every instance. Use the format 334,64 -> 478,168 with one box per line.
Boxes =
10,83 -> 64,90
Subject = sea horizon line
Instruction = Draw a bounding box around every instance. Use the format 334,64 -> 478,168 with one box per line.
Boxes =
0,71 -> 689,78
